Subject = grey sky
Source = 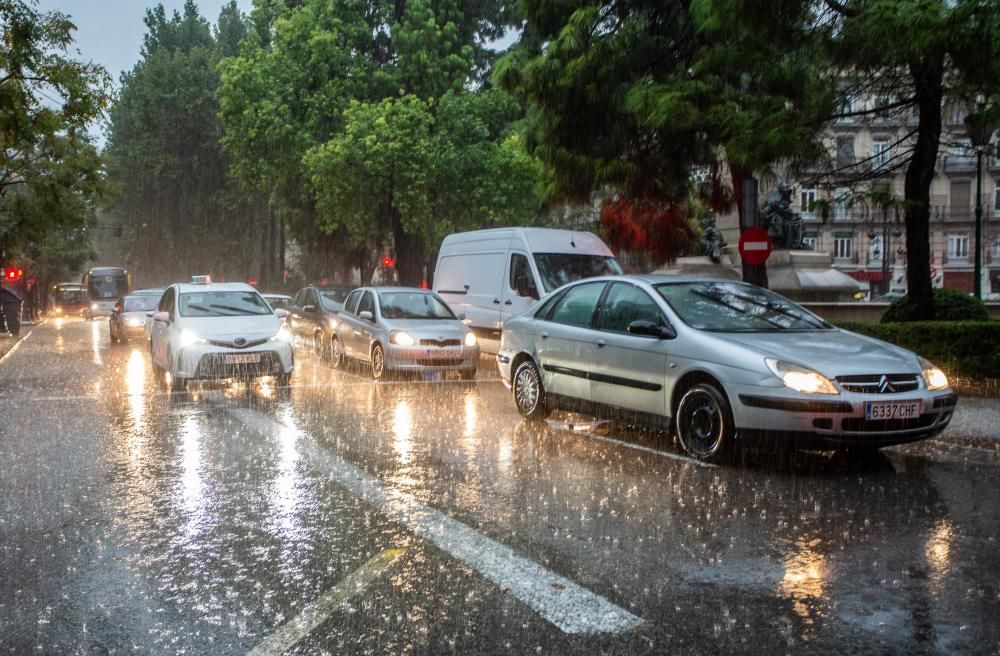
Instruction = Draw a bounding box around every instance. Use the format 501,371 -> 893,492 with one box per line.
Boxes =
37,0 -> 254,85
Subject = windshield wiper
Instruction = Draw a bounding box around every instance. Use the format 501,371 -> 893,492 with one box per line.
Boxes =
690,289 -> 788,329
209,304 -> 262,315
721,290 -> 828,329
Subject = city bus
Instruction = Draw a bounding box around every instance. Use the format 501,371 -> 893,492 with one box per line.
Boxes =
82,267 -> 131,319
49,282 -> 88,316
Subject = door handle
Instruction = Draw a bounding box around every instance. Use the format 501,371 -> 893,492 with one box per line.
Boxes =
541,332 -> 549,339
493,298 -> 501,304
595,338 -> 607,348
504,299 -> 512,305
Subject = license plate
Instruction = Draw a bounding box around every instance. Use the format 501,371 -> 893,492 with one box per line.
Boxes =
224,353 -> 261,365
424,349 -> 457,359
865,400 -> 921,420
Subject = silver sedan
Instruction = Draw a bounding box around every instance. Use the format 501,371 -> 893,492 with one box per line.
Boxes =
497,275 -> 957,462
332,287 -> 479,379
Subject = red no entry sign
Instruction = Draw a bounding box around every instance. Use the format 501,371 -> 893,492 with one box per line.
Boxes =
738,227 -> 773,265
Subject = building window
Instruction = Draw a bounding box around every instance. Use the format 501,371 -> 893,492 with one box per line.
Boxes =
800,187 -> 817,219
836,136 -> 856,167
835,95 -> 854,123
948,232 -> 970,261
803,232 -> 818,250
834,232 -> 853,260
992,236 -> 1000,260
994,183 -> 1000,218
873,140 -> 890,168
869,233 -> 883,265
833,187 -> 852,220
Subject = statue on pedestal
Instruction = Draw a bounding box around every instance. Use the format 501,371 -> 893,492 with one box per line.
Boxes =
761,182 -> 808,250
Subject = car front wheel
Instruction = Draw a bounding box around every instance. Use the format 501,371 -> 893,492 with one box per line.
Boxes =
512,360 -> 548,420
675,383 -> 734,462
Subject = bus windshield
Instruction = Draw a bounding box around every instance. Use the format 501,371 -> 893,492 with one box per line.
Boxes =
88,273 -> 129,300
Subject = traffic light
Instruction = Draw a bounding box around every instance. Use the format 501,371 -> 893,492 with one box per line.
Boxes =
3,268 -> 23,282
382,256 -> 395,268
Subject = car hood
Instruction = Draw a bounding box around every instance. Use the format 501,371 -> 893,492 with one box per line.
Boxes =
709,328 -> 919,377
382,318 -> 469,338
180,315 -> 281,341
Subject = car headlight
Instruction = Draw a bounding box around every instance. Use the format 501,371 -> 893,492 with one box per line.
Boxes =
765,358 -> 839,394
271,325 -> 293,343
919,356 -> 949,391
179,328 -> 206,347
464,331 -> 477,347
91,303 -> 99,310
328,317 -> 338,331
390,330 -> 415,346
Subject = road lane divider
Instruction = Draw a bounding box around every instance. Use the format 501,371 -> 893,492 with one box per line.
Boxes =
248,549 -> 403,656
229,407 -> 644,635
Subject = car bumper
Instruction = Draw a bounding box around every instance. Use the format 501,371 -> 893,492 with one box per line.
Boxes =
385,343 -> 479,372
730,385 -> 957,448
174,341 -> 294,380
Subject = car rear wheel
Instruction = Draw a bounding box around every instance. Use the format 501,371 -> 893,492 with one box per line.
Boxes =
675,383 -> 734,462
331,337 -> 345,369
513,360 -> 548,420
370,343 -> 386,380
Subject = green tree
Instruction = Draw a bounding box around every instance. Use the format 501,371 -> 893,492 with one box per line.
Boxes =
0,0 -> 111,276
218,0 -> 532,285
106,1 -> 274,285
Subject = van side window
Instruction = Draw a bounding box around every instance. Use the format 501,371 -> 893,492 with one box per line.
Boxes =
548,282 -> 606,328
597,283 -> 667,334
509,253 -> 538,299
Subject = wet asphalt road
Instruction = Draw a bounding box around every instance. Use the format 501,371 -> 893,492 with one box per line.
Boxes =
1,318 -> 999,655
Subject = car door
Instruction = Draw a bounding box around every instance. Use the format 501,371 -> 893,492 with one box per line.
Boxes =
352,290 -> 378,359
150,287 -> 175,367
288,289 -> 307,337
588,281 -> 673,417
336,290 -> 361,356
501,252 -> 540,324
534,281 -> 607,403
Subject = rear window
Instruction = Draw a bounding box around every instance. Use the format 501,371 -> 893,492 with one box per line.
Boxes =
123,296 -> 157,312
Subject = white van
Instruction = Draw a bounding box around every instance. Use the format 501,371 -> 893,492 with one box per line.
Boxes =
434,227 -> 622,336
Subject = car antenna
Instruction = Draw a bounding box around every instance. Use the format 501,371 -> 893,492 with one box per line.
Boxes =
570,230 -> 576,248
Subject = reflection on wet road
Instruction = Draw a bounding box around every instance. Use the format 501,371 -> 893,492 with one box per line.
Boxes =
0,317 -> 998,654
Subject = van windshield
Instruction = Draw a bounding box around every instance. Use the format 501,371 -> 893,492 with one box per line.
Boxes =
533,253 -> 622,292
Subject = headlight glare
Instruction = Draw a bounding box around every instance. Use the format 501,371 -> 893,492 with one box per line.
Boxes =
765,358 -> 838,394
464,331 -> 477,347
390,330 -> 415,346
179,328 -> 206,347
271,325 -> 293,342
328,318 -> 338,331
919,356 -> 949,391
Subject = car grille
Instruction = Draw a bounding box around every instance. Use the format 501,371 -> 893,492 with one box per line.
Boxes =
836,374 -> 920,394
196,352 -> 282,378
207,337 -> 270,349
420,338 -> 461,347
416,358 -> 465,367
841,413 -> 936,432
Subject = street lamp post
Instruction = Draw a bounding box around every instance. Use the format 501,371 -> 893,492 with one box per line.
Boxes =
965,109 -> 995,300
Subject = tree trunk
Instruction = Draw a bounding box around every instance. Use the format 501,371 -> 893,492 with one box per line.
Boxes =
902,59 -> 943,320
389,205 -> 425,287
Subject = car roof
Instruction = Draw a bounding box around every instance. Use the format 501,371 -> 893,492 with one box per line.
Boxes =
173,282 -> 257,293
131,288 -> 164,294
366,286 -> 435,293
263,293 -> 292,298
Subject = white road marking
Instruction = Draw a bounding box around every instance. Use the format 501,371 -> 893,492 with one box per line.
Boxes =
247,549 -> 402,656
743,242 -> 769,251
0,329 -> 34,366
229,407 -> 644,635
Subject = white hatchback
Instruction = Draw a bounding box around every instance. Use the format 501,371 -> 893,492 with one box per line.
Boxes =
149,282 -> 293,390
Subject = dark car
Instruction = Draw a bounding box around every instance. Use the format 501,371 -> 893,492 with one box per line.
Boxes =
288,284 -> 355,358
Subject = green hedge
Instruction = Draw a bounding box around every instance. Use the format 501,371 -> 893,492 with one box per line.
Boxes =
836,320 -> 1000,379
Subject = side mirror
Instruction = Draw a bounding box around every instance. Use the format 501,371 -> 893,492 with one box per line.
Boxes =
153,311 -> 170,323
627,319 -> 674,339
145,311 -> 155,318
274,308 -> 289,319
457,312 -> 467,321
359,310 -> 374,322
302,304 -> 316,313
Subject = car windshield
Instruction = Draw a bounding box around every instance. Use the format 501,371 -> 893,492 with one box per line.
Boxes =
655,282 -> 831,331
379,292 -> 456,320
319,287 -> 353,311
123,296 -> 157,312
178,291 -> 271,317
532,253 -> 623,292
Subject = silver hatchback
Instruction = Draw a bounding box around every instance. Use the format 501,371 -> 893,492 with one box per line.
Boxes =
497,275 -> 957,462
332,287 -> 479,379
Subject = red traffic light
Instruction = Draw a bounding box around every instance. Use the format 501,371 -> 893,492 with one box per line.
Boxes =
382,256 -> 394,268
4,268 -> 23,282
